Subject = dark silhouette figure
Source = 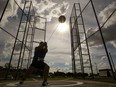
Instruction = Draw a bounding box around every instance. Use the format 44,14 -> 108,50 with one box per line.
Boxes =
19,42 -> 49,86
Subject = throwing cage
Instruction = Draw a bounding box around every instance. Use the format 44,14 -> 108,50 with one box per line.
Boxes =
0,0 -> 47,80
70,0 -> 116,79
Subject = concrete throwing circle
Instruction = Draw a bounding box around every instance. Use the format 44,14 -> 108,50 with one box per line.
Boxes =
6,80 -> 83,87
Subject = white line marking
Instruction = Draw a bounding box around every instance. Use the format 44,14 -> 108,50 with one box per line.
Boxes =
47,82 -> 83,87
6,82 -> 19,86
6,81 -> 83,87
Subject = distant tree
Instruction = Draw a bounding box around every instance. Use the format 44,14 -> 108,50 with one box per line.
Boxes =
0,66 -> 3,69
4,63 -> 13,69
54,71 -> 66,77
66,72 -> 73,77
49,72 -> 54,77
76,72 -> 88,77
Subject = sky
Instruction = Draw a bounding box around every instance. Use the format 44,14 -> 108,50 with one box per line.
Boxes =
0,0 -> 116,73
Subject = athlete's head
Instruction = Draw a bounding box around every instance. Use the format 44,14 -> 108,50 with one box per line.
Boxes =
44,42 -> 47,46
39,41 -> 44,45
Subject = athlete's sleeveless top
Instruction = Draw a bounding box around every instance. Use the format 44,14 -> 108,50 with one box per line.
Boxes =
33,47 -> 47,61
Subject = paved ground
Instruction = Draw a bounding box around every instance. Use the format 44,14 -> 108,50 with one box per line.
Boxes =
0,80 -> 116,87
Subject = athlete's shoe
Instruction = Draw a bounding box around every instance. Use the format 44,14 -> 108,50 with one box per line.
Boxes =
17,81 -> 23,87
19,81 -> 23,85
42,81 -> 49,86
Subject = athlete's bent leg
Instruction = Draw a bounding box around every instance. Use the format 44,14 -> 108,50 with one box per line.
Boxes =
42,63 -> 50,86
20,66 -> 36,84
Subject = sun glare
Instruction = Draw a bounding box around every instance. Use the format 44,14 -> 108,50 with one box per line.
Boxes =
58,23 -> 68,33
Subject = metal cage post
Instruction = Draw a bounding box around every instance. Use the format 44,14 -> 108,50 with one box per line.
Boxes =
90,0 -> 115,80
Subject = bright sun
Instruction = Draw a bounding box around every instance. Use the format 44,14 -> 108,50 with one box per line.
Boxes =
58,23 -> 68,33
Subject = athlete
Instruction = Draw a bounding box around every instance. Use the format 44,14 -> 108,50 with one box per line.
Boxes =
19,41 -> 49,86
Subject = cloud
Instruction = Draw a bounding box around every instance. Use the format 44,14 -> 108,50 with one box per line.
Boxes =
0,41 -> 5,62
111,41 -> 116,48
0,0 -> 7,15
47,1 -> 69,21
14,42 -> 22,51
0,0 -> 22,27
45,47 -> 71,72
48,51 -> 70,55
98,1 -> 116,28
65,62 -> 70,66
2,38 -> 14,58
34,17 -> 46,29
33,0 -> 69,21
87,1 -> 116,47
87,23 -> 116,47
34,0 -> 57,14
83,59 -> 89,64
47,61 -> 72,72
101,56 -> 107,61
97,61 -> 110,69
2,39 -> 30,66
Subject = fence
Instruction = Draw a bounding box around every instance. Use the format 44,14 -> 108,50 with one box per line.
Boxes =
70,0 -> 116,79
0,0 -> 47,79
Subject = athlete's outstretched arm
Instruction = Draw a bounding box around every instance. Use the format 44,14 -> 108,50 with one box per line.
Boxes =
44,42 -> 48,52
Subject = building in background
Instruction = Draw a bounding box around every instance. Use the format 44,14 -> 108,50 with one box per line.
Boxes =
99,69 -> 113,77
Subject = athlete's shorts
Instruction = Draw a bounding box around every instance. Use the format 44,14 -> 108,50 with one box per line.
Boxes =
31,60 -> 46,69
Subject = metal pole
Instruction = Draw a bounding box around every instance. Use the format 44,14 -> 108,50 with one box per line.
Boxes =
20,1 -> 32,71
5,1 -> 26,80
90,0 -> 115,80
23,15 -> 34,69
95,63 -> 99,74
15,1 -> 32,79
78,3 -> 94,78
78,8 -> 116,47
109,53 -> 116,74
70,17 -> 76,75
20,23 -> 30,70
44,18 -> 47,42
74,3 -> 85,79
70,4 -> 76,74
27,16 -> 36,68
